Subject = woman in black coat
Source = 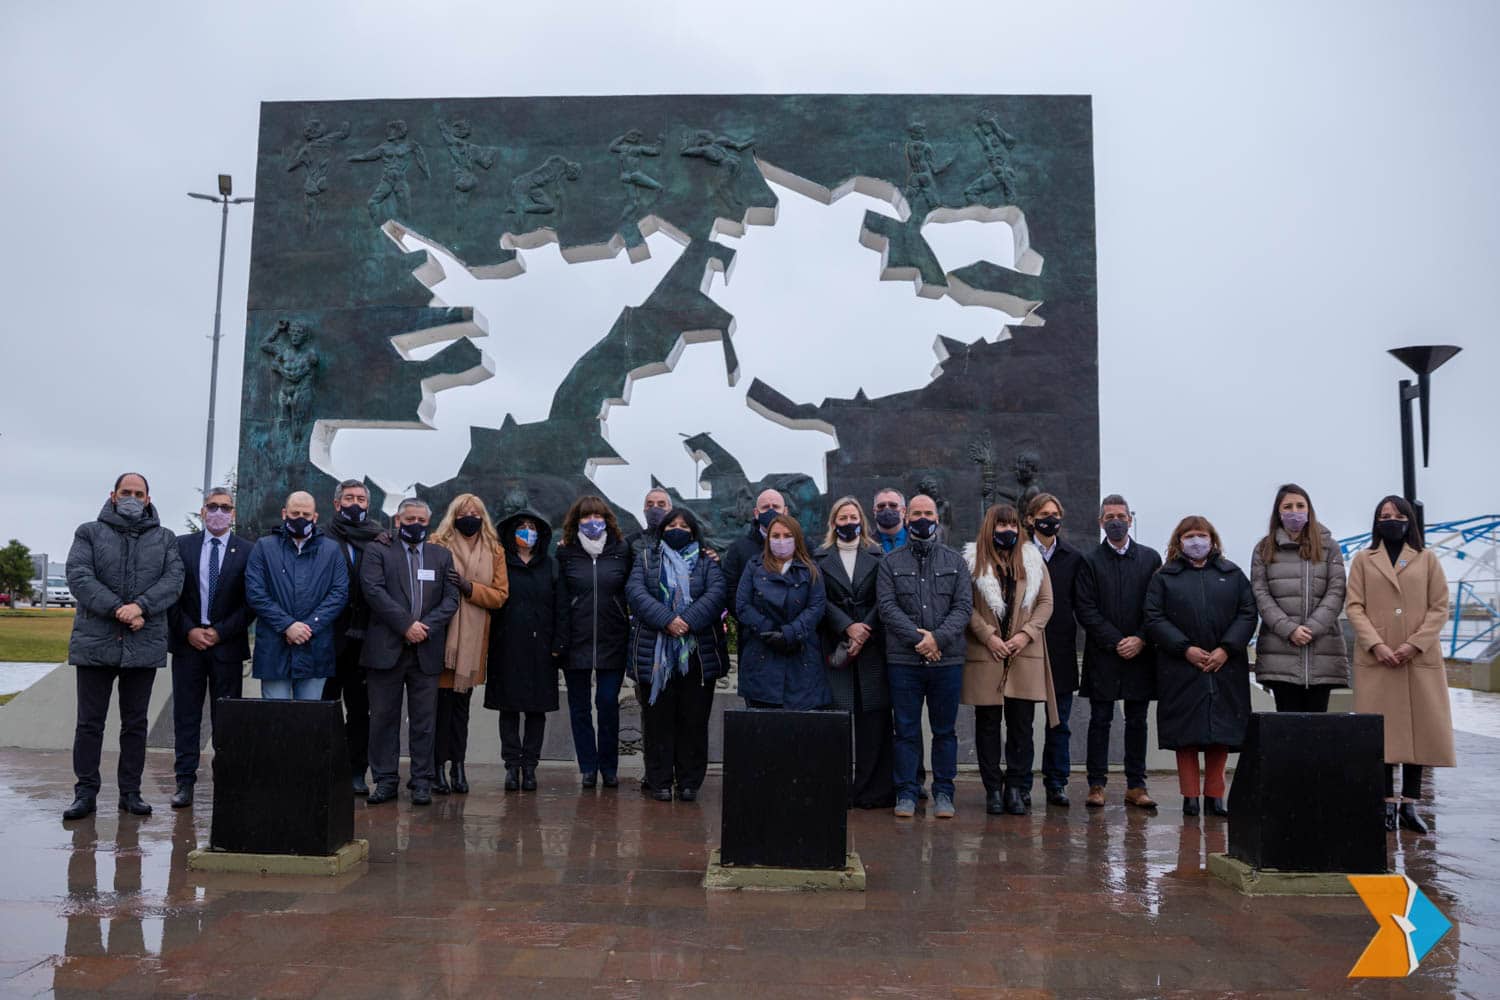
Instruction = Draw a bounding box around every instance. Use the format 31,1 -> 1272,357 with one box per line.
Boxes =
554,495 -> 632,789
483,508 -> 559,792
1145,515 -> 1258,819
1026,492 -> 1085,807
625,507 -> 728,801
812,496 -> 893,809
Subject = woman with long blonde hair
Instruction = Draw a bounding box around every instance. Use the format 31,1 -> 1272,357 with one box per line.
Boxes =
428,494 -> 509,794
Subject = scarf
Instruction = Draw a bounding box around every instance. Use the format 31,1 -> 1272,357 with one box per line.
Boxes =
579,532 -> 606,557
648,541 -> 699,705
442,533 -> 495,692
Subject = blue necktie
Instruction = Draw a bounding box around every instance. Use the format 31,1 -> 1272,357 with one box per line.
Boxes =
207,537 -> 222,623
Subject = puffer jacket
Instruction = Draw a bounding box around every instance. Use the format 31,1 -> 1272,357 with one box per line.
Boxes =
1249,526 -> 1350,688
626,540 -> 729,684
554,537 -> 632,672
66,502 -> 184,668
876,538 -> 974,666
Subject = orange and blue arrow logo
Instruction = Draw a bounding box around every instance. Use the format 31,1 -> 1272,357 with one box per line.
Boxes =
1348,875 -> 1452,977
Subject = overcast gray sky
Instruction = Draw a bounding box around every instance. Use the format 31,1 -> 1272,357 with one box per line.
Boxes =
3,0 -> 1496,570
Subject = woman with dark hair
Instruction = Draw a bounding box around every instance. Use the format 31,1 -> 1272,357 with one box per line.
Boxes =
1025,492 -> 1085,807
625,507 -> 728,801
963,503 -> 1059,816
1249,484 -> 1349,712
1145,515 -> 1257,818
555,495 -> 632,790
735,514 -> 830,710
812,496 -> 893,809
1346,495 -> 1453,834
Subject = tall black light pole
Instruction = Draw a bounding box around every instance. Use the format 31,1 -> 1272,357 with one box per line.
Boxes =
1388,345 -> 1462,534
188,174 -> 253,497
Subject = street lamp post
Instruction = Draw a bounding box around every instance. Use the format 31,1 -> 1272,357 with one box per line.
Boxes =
188,174 -> 253,498
1388,344 -> 1462,534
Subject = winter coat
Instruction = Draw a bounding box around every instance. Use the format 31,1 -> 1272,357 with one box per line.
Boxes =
876,538 -> 974,667
812,543 -> 888,713
1074,540 -> 1162,702
735,558 -> 831,709
1036,537 -> 1084,695
1249,526 -> 1350,688
245,527 -> 350,681
554,537 -> 632,673
483,510 -> 560,713
1145,555 -> 1258,751
434,538 -> 510,689
325,514 -> 384,653
961,543 -> 1059,725
1346,545 -> 1454,767
719,523 -> 767,615
66,502 -> 184,669
626,540 -> 730,685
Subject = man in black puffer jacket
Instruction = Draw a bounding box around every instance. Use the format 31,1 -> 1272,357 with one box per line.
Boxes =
63,473 -> 185,820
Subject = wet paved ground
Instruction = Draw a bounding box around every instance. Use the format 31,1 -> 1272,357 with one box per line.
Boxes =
0,733 -> 1495,998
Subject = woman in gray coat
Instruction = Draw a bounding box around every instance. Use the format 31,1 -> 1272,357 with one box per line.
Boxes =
1249,484 -> 1349,712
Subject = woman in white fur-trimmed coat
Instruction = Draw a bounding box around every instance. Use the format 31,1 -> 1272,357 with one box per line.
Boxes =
963,503 -> 1060,816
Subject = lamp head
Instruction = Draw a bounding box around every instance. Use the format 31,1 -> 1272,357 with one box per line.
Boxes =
218,174 -> 233,197
1388,345 -> 1461,377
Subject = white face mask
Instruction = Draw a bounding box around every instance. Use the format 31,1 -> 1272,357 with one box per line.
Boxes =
1181,536 -> 1212,561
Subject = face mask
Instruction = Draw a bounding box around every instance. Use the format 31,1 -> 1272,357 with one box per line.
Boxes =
455,515 -> 483,537
644,506 -> 669,530
515,527 -> 538,548
338,503 -> 367,523
993,529 -> 1019,550
834,522 -> 861,542
1280,510 -> 1309,534
1103,519 -> 1130,543
203,509 -> 233,534
907,517 -> 937,541
579,518 -> 607,540
1181,536 -> 1212,561
1033,516 -> 1061,538
756,509 -> 781,532
115,497 -> 145,520
1376,519 -> 1409,543
663,527 -> 693,550
769,537 -> 796,559
284,516 -> 313,539
875,508 -> 903,531
398,522 -> 428,545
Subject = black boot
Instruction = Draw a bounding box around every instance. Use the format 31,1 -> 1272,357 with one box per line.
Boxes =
63,794 -> 96,821
581,771 -> 598,789
1205,797 -> 1229,817
119,792 -> 152,816
170,782 -> 194,809
1383,802 -> 1398,831
352,773 -> 369,796
1182,796 -> 1200,817
985,789 -> 1005,815
1046,788 -> 1070,808
521,766 -> 537,792
1003,787 -> 1028,815
1398,802 -> 1429,834
450,762 -> 469,794
433,765 -> 451,795
504,766 -> 520,792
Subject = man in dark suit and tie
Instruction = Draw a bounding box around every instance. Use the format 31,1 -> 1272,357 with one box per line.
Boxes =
361,497 -> 460,805
166,486 -> 255,808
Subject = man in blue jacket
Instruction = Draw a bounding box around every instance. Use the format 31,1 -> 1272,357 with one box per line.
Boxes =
245,490 -> 349,701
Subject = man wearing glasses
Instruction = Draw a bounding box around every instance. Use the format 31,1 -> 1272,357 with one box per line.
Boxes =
166,487 -> 256,809
871,488 -> 909,553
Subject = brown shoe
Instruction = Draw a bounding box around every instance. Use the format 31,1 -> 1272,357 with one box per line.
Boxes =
1085,785 -> 1106,808
1124,787 -> 1158,810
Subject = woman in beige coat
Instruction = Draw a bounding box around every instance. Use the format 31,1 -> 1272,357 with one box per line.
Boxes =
963,504 -> 1060,817
1346,494 -> 1453,835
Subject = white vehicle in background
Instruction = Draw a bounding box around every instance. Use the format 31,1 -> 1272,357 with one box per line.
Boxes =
28,577 -> 74,608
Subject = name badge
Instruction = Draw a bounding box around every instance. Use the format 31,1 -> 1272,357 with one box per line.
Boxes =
417,569 -> 436,582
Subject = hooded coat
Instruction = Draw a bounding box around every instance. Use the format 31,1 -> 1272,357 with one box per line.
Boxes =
66,501 -> 184,669
245,525 -> 350,681
1249,526 -> 1350,688
483,509 -> 560,713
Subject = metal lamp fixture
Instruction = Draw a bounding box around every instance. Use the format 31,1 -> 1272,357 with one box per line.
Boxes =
1388,344 -> 1462,532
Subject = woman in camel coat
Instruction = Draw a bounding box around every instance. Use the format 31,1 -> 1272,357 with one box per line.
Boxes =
963,504 -> 1059,817
1346,494 -> 1453,836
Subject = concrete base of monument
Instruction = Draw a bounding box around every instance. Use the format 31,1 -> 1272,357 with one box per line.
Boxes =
187,839 -> 369,877
1207,853 -> 1365,896
703,849 -> 865,891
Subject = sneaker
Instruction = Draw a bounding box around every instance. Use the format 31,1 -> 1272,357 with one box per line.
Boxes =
933,793 -> 956,819
894,796 -> 917,818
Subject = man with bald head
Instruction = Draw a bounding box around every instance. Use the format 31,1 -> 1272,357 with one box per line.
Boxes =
245,489 -> 349,702
720,488 -> 787,603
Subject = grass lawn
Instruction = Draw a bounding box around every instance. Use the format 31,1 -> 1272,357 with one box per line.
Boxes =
0,609 -> 74,663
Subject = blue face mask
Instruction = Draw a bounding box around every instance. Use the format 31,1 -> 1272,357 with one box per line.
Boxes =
515,527 -> 538,548
644,506 -> 669,530
663,527 -> 693,551
835,522 -> 862,542
579,518 -> 607,540
756,509 -> 780,531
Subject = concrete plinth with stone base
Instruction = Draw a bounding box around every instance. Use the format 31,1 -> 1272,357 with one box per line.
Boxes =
1207,852 -> 1360,896
188,839 -> 369,876
703,848 -> 865,891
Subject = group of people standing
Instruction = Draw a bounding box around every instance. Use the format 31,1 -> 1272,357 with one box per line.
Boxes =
60,472 -> 1454,837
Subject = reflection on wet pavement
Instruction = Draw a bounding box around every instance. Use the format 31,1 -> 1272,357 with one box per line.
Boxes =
0,734 -> 1494,996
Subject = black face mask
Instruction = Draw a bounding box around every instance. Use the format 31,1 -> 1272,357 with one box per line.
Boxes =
993,529 -> 1019,550
398,522 -> 428,545
283,516 -> 313,539
1033,516 -> 1061,538
1103,519 -> 1130,543
338,504 -> 367,523
874,508 -> 903,530
663,527 -> 694,551
644,506 -> 669,530
1376,519 -> 1409,543
454,515 -> 483,538
834,522 -> 862,542
756,509 -> 780,531
907,517 -> 937,541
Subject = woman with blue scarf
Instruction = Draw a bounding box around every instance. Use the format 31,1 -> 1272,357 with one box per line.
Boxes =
625,507 -> 728,802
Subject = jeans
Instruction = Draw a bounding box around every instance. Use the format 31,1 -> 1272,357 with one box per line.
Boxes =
1086,698 -> 1150,789
564,668 -> 624,776
888,661 -> 962,801
261,677 -> 326,700
1264,681 -> 1333,713
1042,690 -> 1074,791
73,665 -> 156,798
170,649 -> 243,784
